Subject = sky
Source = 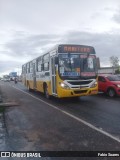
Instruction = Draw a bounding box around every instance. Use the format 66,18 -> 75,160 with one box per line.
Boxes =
0,0 -> 120,76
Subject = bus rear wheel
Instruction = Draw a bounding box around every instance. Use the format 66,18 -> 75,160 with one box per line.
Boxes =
27,83 -> 32,92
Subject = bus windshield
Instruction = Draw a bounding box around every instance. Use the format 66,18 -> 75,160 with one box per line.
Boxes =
58,53 -> 97,79
80,54 -> 97,74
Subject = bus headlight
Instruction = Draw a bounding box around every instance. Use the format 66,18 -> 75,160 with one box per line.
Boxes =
60,82 -> 70,89
90,81 -> 98,88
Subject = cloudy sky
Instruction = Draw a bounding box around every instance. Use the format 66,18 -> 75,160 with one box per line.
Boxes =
0,0 -> 120,76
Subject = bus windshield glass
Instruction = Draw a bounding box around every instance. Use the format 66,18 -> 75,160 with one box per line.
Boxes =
58,54 -> 97,79
59,54 -> 80,78
80,54 -> 97,75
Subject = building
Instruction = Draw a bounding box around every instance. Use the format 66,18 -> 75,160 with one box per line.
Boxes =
98,66 -> 120,74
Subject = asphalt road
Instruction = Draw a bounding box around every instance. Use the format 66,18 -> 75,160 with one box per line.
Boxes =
0,81 -> 120,160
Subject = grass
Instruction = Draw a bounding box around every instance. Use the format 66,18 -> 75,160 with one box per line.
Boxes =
0,106 -> 5,113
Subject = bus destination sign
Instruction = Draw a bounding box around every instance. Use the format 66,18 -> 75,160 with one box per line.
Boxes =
58,45 -> 95,54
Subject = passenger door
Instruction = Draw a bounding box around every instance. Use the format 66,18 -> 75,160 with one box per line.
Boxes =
51,56 -> 57,95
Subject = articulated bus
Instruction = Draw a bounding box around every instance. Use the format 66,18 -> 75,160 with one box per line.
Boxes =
22,44 -> 98,98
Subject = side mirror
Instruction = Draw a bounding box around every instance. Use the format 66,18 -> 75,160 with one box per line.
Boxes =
55,57 -> 58,64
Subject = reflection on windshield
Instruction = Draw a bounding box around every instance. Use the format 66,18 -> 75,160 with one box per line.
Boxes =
81,55 -> 96,72
59,54 -> 80,77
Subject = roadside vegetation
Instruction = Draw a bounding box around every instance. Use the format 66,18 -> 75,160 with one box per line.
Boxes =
0,106 -> 5,113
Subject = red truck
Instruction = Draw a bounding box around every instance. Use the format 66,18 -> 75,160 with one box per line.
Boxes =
98,74 -> 120,97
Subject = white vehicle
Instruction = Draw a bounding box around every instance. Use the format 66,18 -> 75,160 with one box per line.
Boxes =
3,78 -> 10,82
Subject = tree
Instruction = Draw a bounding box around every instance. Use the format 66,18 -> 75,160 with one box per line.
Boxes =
115,69 -> 120,74
109,56 -> 119,67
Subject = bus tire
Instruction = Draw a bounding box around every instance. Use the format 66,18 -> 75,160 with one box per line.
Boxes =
27,82 -> 32,92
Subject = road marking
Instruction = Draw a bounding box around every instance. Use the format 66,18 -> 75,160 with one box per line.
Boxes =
12,85 -> 120,143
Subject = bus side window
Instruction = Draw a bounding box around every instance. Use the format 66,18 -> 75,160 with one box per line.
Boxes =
44,62 -> 49,71
41,64 -> 44,71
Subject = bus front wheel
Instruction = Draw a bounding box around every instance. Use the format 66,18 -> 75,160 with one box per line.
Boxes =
44,85 -> 50,99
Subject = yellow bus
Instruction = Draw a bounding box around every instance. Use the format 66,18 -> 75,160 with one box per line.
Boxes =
22,44 -> 98,98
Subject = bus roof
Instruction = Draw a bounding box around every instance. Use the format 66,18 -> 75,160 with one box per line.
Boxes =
22,44 -> 95,66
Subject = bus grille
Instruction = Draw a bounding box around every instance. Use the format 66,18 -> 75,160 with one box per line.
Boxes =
68,80 -> 92,85
74,90 -> 88,94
